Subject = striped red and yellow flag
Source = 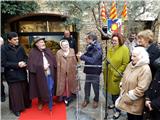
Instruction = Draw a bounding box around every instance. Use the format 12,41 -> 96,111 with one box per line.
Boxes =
109,1 -> 117,20
101,2 -> 107,24
121,1 -> 127,20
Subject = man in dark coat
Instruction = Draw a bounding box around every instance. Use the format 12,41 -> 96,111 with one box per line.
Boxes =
1,32 -> 31,116
77,32 -> 102,108
27,36 -> 57,111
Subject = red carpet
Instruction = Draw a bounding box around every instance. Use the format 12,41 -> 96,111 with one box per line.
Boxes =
19,98 -> 66,120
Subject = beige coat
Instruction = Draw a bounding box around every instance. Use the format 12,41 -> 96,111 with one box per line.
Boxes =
56,48 -> 78,96
116,62 -> 152,115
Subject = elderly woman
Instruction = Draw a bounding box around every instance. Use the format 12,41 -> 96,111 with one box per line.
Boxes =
115,47 -> 152,120
27,37 -> 57,111
56,39 -> 78,106
103,33 -> 130,119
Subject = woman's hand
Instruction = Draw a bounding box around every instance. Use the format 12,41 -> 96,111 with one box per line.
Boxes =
145,100 -> 153,111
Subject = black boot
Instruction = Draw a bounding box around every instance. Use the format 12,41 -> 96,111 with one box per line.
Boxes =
13,112 -> 20,116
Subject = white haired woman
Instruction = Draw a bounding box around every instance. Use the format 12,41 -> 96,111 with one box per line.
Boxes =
115,47 -> 152,120
56,39 -> 78,106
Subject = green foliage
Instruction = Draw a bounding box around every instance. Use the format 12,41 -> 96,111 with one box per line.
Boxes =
1,1 -> 39,34
1,1 -> 39,15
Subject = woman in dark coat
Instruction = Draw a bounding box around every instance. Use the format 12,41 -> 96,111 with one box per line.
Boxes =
27,37 -> 57,110
144,56 -> 160,120
1,32 -> 31,116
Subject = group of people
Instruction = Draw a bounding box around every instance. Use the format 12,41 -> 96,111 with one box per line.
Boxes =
1,29 -> 160,120
1,31 -> 78,116
103,29 -> 160,120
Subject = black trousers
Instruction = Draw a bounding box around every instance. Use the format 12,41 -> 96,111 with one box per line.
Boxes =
128,113 -> 143,120
84,74 -> 100,102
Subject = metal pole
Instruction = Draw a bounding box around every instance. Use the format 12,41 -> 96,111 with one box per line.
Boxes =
104,40 -> 108,120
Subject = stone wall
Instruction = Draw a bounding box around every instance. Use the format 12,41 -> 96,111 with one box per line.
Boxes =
154,19 -> 160,43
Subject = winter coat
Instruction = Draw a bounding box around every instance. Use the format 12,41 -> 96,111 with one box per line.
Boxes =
144,56 -> 160,120
104,45 -> 130,95
149,57 -> 160,110
56,48 -> 78,96
27,47 -> 57,101
80,40 -> 103,75
1,44 -> 28,83
116,61 -> 152,115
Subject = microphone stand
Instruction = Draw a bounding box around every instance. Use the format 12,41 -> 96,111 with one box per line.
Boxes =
104,43 -> 108,120
98,26 -> 110,120
106,58 -> 123,77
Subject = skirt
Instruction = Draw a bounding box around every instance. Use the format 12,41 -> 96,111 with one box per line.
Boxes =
8,80 -> 31,112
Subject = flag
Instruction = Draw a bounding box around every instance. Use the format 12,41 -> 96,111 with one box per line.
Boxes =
121,1 -> 127,34
109,1 -> 117,20
121,1 -> 127,20
101,2 -> 107,24
108,19 -> 122,35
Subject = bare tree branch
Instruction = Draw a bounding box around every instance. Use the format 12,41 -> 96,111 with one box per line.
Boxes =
72,3 -> 83,12
134,2 -> 146,20
92,8 -> 98,25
